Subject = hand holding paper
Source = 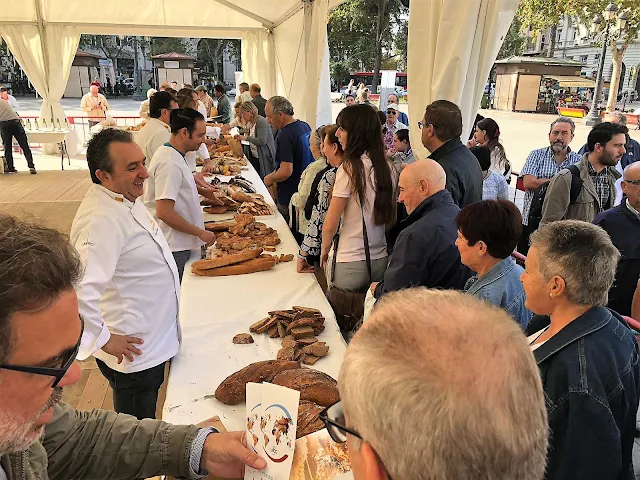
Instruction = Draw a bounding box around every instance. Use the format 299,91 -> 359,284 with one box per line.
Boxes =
201,431 -> 267,478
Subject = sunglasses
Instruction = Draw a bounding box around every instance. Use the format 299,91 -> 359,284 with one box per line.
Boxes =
0,319 -> 83,388
386,110 -> 397,115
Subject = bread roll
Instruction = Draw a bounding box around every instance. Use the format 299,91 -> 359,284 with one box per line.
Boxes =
192,248 -> 262,271
271,368 -> 339,407
215,360 -> 300,405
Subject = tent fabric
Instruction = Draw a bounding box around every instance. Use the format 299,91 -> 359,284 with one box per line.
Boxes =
407,0 -> 519,160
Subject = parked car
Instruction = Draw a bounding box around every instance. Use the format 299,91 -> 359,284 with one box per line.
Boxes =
123,78 -> 135,87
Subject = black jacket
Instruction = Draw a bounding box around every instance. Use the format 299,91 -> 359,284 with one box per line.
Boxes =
374,190 -> 471,299
252,95 -> 267,117
428,138 -> 483,208
526,308 -> 640,480
594,200 -> 640,316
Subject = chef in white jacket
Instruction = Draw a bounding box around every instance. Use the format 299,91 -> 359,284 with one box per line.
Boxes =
70,128 -> 181,420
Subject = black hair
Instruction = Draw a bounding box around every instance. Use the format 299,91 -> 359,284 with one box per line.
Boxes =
86,128 -> 135,184
214,83 -> 226,94
476,118 -> 508,170
424,100 -> 463,141
149,90 -> 177,119
170,108 -> 204,135
345,94 -> 355,100
587,122 -> 629,152
377,110 -> 387,126
470,146 -> 492,171
395,128 -> 410,144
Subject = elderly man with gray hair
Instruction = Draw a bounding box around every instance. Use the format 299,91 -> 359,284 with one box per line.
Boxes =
263,96 -> 312,222
326,289 -> 549,480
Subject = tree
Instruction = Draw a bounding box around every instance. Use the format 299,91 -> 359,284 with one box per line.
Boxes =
497,16 -> 527,59
150,37 -> 188,56
79,35 -> 134,72
197,39 -> 241,81
516,0 -> 569,57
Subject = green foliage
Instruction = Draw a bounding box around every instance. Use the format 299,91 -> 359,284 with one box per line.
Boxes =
150,37 -> 188,56
79,34 -> 133,61
497,16 -> 526,59
197,39 -> 241,78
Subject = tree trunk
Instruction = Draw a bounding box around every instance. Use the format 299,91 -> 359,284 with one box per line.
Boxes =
546,25 -> 557,57
606,40 -> 628,112
371,0 -> 388,93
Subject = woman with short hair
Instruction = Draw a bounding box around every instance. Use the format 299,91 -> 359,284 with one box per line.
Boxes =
455,199 -> 530,327
235,101 -> 275,178
523,220 -> 640,480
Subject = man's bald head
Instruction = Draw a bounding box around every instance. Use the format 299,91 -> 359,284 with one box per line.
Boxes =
398,160 -> 447,214
622,162 -> 640,210
90,85 -> 99,95
339,289 -> 548,480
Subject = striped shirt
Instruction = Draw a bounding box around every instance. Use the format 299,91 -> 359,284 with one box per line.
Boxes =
519,146 -> 582,225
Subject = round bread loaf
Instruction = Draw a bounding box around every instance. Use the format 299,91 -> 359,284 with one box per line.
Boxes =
271,368 -> 339,407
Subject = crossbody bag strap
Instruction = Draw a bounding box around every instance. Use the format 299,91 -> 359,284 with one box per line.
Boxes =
361,204 -> 372,283
331,225 -> 340,282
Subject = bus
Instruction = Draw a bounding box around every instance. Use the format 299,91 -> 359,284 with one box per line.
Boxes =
348,71 -> 408,92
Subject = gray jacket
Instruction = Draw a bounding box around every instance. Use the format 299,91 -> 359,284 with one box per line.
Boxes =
245,115 -> 276,178
0,403 -> 200,480
541,155 -> 620,225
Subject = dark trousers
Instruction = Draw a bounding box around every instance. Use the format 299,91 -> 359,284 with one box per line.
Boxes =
517,224 -> 532,256
172,250 -> 191,283
96,359 -> 166,420
0,119 -> 34,170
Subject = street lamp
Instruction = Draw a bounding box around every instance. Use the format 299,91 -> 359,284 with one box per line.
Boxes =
584,2 -> 625,126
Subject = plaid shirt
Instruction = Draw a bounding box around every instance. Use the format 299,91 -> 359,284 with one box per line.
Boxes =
483,171 -> 509,200
587,162 -> 611,213
520,146 -> 582,225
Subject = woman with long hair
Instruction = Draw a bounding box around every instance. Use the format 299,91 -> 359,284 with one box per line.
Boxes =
234,101 -> 275,178
298,125 -> 343,273
290,125 -> 328,239
321,105 -> 395,292
473,117 -> 511,182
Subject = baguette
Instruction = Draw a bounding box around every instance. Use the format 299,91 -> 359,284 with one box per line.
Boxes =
203,206 -> 229,214
192,256 -> 276,277
204,220 -> 237,232
215,360 -> 300,405
271,368 -> 339,407
192,248 -> 263,271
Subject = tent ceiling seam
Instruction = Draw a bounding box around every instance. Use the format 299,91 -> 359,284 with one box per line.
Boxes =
273,1 -> 308,29
36,21 -> 264,33
210,0 -> 274,29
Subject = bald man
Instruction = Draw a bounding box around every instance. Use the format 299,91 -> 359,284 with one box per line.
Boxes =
81,84 -> 109,127
594,162 -> 640,316
371,160 -> 471,300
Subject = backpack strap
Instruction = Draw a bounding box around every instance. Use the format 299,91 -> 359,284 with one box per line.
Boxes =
566,164 -> 583,204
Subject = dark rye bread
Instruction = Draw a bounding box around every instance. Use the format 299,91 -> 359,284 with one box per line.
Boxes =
215,360 -> 300,405
296,400 -> 325,438
271,368 -> 339,407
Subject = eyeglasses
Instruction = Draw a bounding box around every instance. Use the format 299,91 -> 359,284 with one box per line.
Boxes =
623,179 -> 640,186
386,110 -> 397,115
0,320 -> 83,388
418,121 -> 431,129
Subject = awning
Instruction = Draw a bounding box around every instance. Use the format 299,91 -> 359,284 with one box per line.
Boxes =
544,75 -> 596,88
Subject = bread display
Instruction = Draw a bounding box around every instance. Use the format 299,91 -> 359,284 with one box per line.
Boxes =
215,360 -> 300,405
233,333 -> 254,344
192,248 -> 263,270
271,368 -> 340,407
296,400 -> 326,439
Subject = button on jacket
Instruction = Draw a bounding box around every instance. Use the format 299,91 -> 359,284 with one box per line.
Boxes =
70,184 -> 181,373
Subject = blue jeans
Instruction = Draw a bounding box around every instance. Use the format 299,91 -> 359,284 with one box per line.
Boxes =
96,359 -> 166,420
172,250 -> 191,283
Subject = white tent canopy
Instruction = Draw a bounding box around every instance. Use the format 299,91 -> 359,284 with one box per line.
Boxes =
0,0 -> 342,125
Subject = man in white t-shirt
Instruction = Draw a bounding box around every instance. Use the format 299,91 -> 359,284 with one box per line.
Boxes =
143,108 -> 216,281
71,128 -> 181,420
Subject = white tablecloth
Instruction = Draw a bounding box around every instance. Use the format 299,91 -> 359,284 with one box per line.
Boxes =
162,163 -> 346,432
24,129 -> 70,144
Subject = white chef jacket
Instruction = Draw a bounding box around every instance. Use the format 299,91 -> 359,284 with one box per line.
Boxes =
70,184 -> 181,374
134,117 -> 171,165
197,100 -> 208,119
185,143 -> 210,174
144,143 -> 205,252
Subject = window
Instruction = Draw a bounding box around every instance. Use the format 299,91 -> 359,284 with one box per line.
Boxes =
580,55 -> 588,63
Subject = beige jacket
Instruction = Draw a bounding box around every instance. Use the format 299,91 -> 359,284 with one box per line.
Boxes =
0,402 -> 200,480
81,93 -> 109,119
541,155 -> 620,225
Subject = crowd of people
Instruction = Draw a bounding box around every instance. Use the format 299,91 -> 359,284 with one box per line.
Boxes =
2,78 -> 640,479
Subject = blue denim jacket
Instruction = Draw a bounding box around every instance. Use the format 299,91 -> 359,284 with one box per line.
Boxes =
464,257 -> 532,328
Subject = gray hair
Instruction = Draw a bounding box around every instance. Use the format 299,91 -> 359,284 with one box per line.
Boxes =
530,220 -> 620,306
550,116 -> 576,134
605,111 -> 627,125
267,96 -> 294,116
339,289 -> 549,480
0,216 -> 83,363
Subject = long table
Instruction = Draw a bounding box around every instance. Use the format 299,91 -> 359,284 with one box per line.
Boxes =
162,163 -> 347,432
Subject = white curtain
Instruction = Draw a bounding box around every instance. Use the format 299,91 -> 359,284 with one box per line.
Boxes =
2,25 -> 79,123
241,29 -> 276,100
302,0 -> 329,129
316,38 -> 333,128
407,0 -> 519,159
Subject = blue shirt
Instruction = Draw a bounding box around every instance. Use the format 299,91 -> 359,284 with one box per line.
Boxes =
519,146 -> 581,225
482,171 -> 509,200
274,120 -> 312,207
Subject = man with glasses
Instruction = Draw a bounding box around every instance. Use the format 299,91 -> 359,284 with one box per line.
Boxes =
420,100 -> 483,208
594,161 -> 640,317
387,93 -> 408,125
134,90 -> 179,165
517,116 -> 581,254
70,129 -> 181,420
382,103 -> 407,153
323,289 -> 549,480
0,215 -> 265,479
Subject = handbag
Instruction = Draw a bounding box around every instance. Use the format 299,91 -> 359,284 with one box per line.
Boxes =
326,206 -> 372,334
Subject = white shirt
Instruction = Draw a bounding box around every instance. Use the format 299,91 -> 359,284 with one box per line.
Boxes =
238,91 -> 252,103
185,143 -> 210,174
134,117 -> 171,165
144,143 -> 205,251
70,184 -> 181,373
197,100 -> 208,118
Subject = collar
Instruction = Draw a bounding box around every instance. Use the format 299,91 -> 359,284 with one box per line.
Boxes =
626,198 -> 640,218
96,184 -> 134,208
428,138 -> 464,161
587,161 -> 608,176
163,141 -> 186,159
403,190 -> 450,222
532,306 -> 614,364
475,256 -> 515,284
